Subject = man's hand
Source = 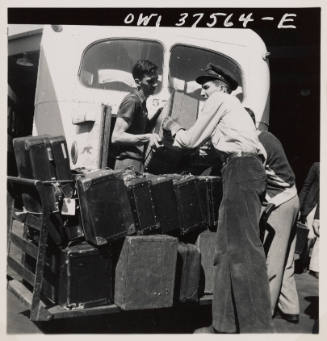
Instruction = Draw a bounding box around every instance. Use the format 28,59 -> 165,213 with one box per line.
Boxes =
147,133 -> 162,150
312,219 -> 320,237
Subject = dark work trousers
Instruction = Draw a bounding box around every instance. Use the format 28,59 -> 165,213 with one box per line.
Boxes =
212,155 -> 273,333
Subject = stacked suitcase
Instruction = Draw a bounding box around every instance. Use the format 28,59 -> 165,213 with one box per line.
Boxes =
13,135 -> 73,214
115,235 -> 178,310
163,174 -> 206,236
143,173 -> 179,235
57,242 -> 114,309
12,135 -> 116,309
12,134 -> 223,312
175,242 -> 201,303
196,230 -> 217,295
197,176 -> 223,231
13,135 -> 76,244
76,169 -> 136,245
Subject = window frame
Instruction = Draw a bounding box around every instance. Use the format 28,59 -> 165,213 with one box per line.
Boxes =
169,43 -> 243,97
78,37 -> 165,91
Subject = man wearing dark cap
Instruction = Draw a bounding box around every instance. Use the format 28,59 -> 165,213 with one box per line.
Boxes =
163,63 -> 273,333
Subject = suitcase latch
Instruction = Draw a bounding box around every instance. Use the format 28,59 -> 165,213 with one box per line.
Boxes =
64,302 -> 85,310
95,236 -> 108,246
47,146 -> 54,161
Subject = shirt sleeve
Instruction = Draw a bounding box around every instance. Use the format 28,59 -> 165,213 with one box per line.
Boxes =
173,92 -> 224,149
117,95 -> 138,125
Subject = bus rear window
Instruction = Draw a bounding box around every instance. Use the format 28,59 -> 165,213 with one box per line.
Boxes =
169,45 -> 242,100
79,39 -> 163,93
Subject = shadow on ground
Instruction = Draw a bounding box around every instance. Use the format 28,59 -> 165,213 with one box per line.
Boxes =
34,305 -> 212,334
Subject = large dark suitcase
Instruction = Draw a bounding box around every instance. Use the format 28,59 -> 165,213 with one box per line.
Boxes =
114,235 -> 178,310
13,135 -> 55,212
13,135 -> 54,181
196,230 -> 216,295
119,171 -> 160,235
175,242 -> 201,303
57,242 -> 113,309
164,174 -> 206,235
13,135 -> 73,212
197,176 -> 223,231
76,169 -> 136,246
143,173 -> 179,234
13,135 -> 72,181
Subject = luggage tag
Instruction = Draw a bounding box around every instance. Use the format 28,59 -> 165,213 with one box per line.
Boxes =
61,198 -> 76,215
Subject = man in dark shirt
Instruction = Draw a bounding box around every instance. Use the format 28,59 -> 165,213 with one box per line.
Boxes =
111,60 -> 162,172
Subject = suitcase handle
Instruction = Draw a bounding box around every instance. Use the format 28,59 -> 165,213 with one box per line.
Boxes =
40,180 -> 74,184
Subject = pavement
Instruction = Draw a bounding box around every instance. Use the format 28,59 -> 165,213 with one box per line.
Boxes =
7,270 -> 319,334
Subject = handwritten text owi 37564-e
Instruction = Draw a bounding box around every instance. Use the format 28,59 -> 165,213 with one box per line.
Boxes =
124,12 -> 297,29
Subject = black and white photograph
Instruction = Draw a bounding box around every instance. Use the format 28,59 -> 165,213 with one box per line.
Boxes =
2,0 -> 326,336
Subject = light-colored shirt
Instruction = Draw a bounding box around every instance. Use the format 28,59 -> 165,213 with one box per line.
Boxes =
173,91 -> 261,155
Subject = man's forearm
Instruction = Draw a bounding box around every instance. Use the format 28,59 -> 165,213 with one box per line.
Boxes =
112,131 -> 149,146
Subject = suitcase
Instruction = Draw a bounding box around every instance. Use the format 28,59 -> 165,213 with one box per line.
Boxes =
144,145 -> 192,175
196,230 -> 216,295
164,174 -> 206,235
58,242 -> 114,309
114,235 -> 178,310
13,135 -> 73,212
175,242 -> 201,303
76,169 -> 136,246
13,135 -> 55,213
119,171 -> 160,235
13,135 -> 72,181
295,221 -> 309,255
143,173 -> 179,234
13,135 -> 54,181
197,176 -> 223,231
